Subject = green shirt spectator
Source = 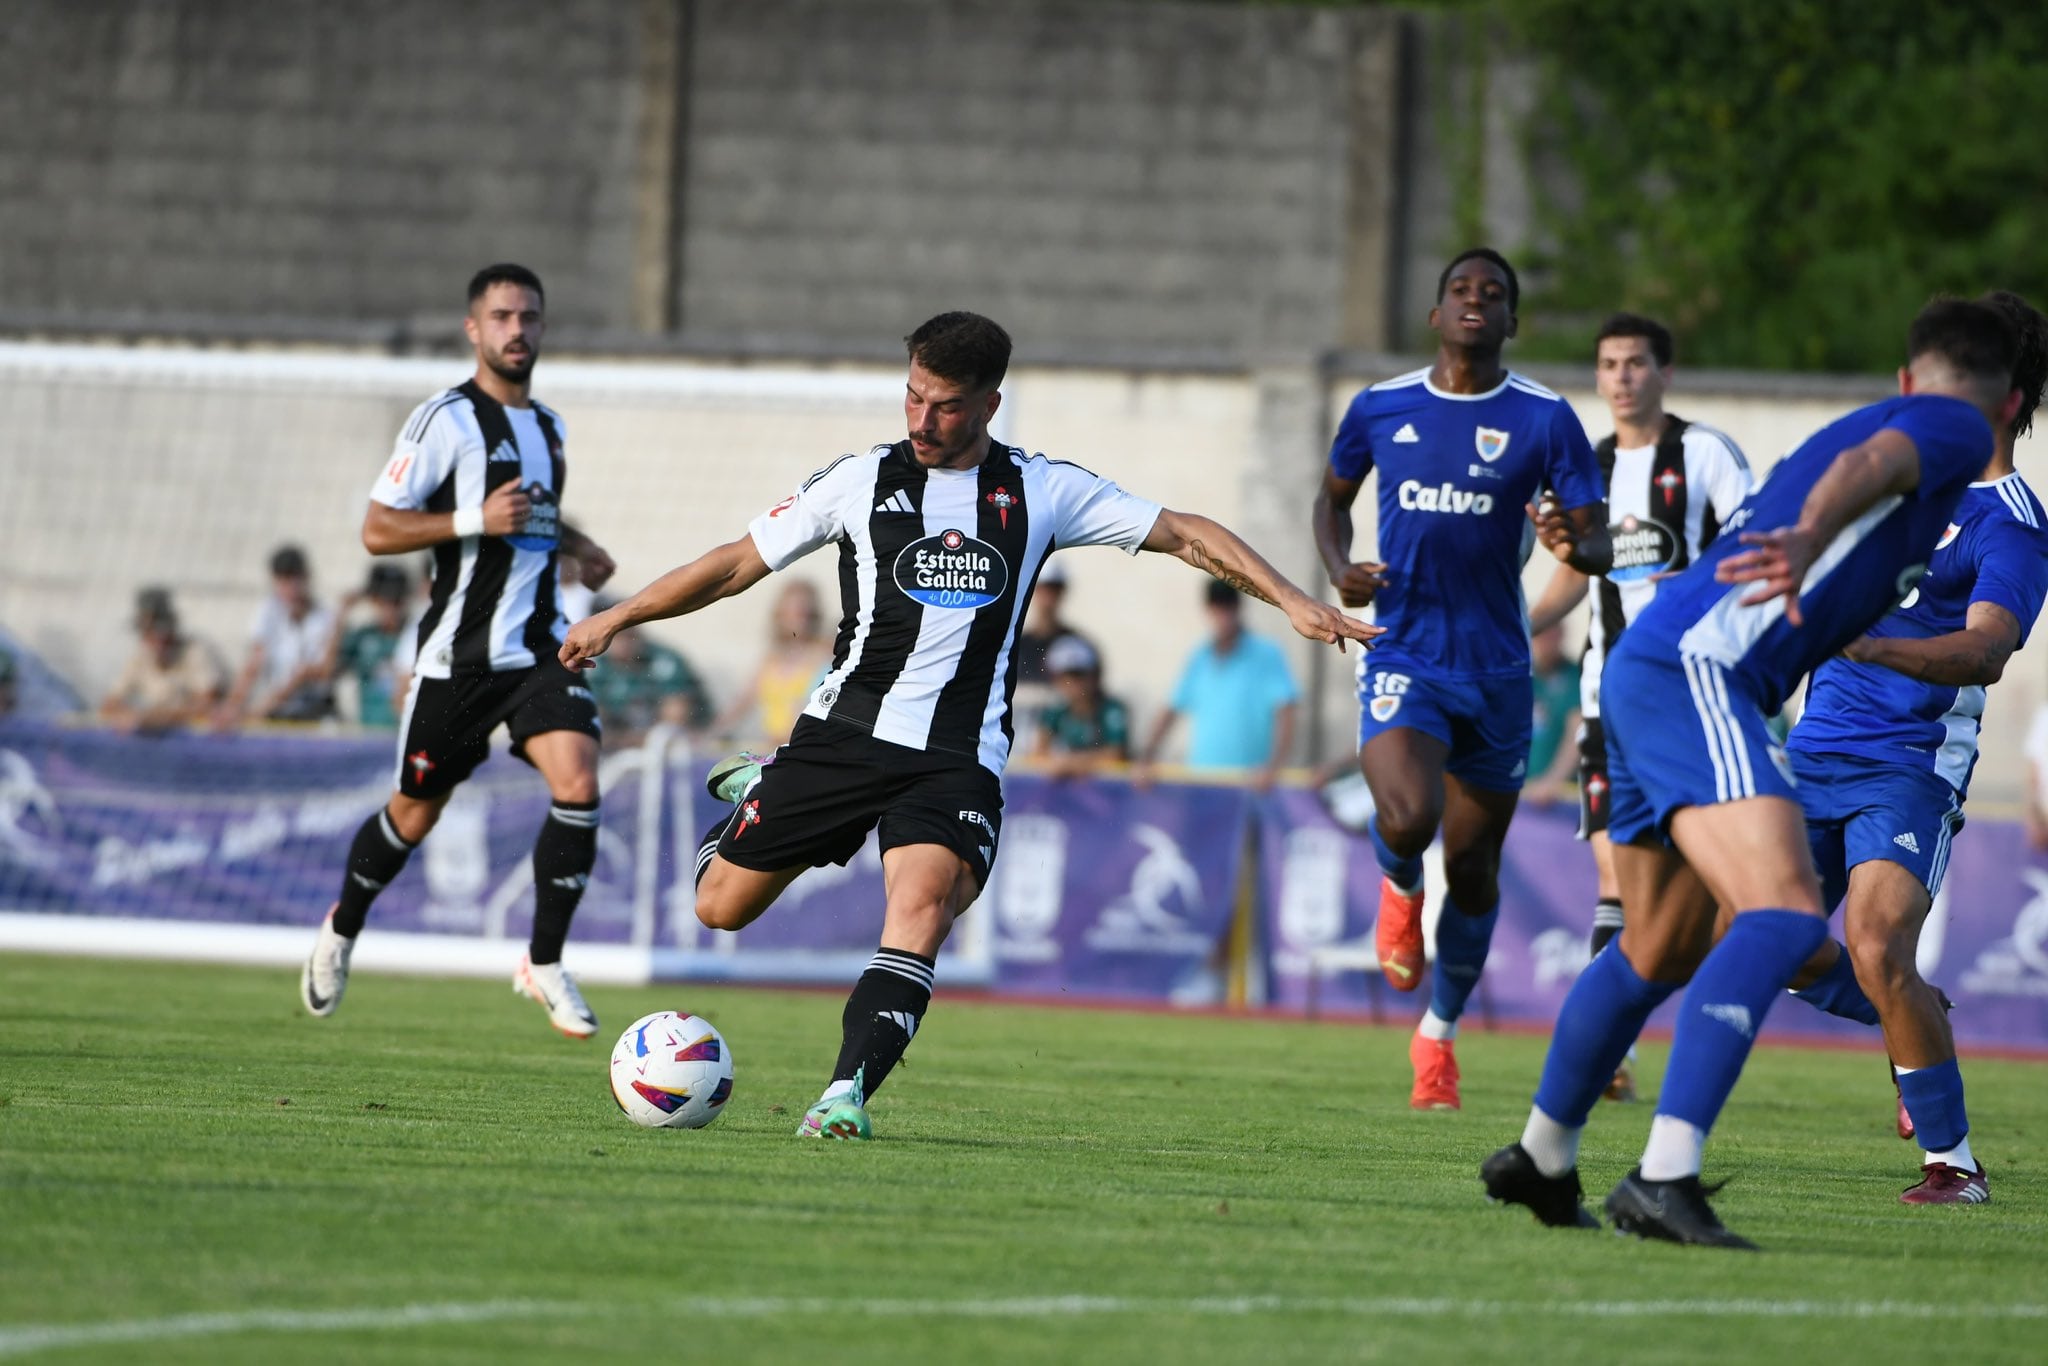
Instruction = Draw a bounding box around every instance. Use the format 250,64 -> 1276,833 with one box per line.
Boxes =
339,623 -> 405,728
591,627 -> 713,747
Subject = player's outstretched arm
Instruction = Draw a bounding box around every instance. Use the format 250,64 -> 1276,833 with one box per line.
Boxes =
1527,562 -> 1589,636
1716,430 -> 1922,627
559,536 -> 772,671
1310,469 -> 1389,608
1142,508 -> 1382,652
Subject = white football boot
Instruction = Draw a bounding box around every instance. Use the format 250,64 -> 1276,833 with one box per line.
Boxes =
299,904 -> 355,1018
513,953 -> 599,1039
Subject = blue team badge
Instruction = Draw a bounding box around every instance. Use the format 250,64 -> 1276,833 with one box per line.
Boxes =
1475,427 -> 1511,462
506,482 -> 560,552
1606,513 -> 1681,583
1936,522 -> 1962,550
894,529 -> 1009,609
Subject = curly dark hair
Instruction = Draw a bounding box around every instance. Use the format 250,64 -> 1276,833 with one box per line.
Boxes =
1436,247 -> 1519,313
1978,290 -> 2048,438
905,311 -> 1012,391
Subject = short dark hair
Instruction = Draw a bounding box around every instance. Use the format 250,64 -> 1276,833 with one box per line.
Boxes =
1979,290 -> 2048,439
1906,298 -> 2017,393
1595,312 -> 1674,368
1437,248 -> 1519,313
1204,579 -> 1242,609
365,563 -> 411,602
270,545 -> 310,579
905,312 -> 1011,391
468,263 -> 544,307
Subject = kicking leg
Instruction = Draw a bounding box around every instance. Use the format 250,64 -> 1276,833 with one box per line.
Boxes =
301,788 -> 450,1017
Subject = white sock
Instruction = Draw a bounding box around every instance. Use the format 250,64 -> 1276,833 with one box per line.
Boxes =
1894,1063 -> 1917,1078
1639,1114 -> 1706,1181
816,1079 -> 855,1107
1417,1009 -> 1458,1041
1520,1107 -> 1581,1178
1926,1136 -> 1976,1171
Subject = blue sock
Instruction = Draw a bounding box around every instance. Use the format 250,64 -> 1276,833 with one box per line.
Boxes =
1656,910 -> 1828,1132
1897,1058 -> 1970,1154
1533,941 -> 1679,1127
1788,943 -> 1880,1026
1429,899 -> 1499,1023
1368,815 -> 1424,891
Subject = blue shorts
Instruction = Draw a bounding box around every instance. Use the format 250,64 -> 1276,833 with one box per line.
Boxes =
1791,750 -> 1963,911
1356,657 -> 1531,792
1603,649 -> 1798,846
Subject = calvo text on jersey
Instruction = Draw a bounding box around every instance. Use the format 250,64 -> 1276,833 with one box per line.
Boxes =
1396,479 -> 1493,515
894,528 -> 1010,609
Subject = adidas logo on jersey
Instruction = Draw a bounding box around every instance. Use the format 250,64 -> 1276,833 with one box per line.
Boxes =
1894,831 -> 1922,854
487,441 -> 521,463
1392,423 -> 1421,443
1396,479 -> 1493,515
875,491 -> 915,514
1701,1003 -> 1754,1038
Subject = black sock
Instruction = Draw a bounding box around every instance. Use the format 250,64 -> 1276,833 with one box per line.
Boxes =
529,799 -> 599,965
331,807 -> 417,938
1589,898 -> 1625,959
831,947 -> 935,1097
695,816 -> 726,889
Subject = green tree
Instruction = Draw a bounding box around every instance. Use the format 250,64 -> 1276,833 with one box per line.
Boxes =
1511,0 -> 2048,371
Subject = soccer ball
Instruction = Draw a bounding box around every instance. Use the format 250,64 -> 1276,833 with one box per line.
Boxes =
607,1011 -> 734,1129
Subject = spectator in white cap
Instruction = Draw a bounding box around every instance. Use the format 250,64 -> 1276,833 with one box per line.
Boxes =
1032,632 -> 1132,776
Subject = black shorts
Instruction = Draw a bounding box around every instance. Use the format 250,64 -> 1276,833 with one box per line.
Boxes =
1576,717 -> 1610,838
716,717 -> 1004,885
395,660 -> 600,799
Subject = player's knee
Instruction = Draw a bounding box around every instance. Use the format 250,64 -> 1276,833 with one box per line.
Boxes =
882,894 -> 956,950
386,796 -> 443,844
1373,801 -> 1439,856
549,771 -> 600,806
1441,846 -> 1499,907
1847,922 -> 1920,995
694,890 -> 749,933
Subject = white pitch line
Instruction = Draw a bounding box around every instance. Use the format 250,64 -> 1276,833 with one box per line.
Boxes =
2,1295 -> 2042,1358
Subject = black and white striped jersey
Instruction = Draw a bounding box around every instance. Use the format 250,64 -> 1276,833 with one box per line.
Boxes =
748,441 -> 1163,774
371,380 -> 569,679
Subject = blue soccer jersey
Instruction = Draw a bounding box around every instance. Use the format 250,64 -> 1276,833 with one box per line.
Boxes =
1790,472 -> 2048,795
1329,368 -> 1603,677
1620,394 -> 1995,710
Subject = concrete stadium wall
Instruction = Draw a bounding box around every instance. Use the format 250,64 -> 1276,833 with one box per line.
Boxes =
9,343 -> 2044,808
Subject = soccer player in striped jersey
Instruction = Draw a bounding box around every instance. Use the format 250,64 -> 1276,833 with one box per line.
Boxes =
1775,290 -> 2048,1205
561,311 -> 1379,1139
299,264 -> 620,1039
1484,299 -> 2020,1247
1528,313 -> 1754,1101
1312,248 -> 1613,1111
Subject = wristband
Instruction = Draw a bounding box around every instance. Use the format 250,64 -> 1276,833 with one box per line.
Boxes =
452,506 -> 486,539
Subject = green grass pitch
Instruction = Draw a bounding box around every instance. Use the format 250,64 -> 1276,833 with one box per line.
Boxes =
1,954 -> 2044,1364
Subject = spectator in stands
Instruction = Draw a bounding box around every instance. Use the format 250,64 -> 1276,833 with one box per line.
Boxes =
1139,581 -> 1300,789
100,587 -> 227,733
589,608 -> 714,748
1031,634 -> 1131,775
712,579 -> 833,747
222,545 -> 337,725
331,563 -> 413,729
1015,556 -> 1094,686
1523,622 -> 1583,803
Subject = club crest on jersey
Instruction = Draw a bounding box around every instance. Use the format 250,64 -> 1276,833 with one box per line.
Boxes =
1369,695 -> 1400,723
1606,513 -> 1680,584
894,529 -> 1009,610
1475,427 -> 1511,462
985,486 -> 1018,530
1936,522 -> 1962,551
1656,468 -> 1685,507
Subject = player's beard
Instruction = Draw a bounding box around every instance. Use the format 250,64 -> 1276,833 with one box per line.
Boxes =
487,345 -> 536,384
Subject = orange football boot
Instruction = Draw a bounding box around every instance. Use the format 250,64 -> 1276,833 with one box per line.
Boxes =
1376,877 -> 1426,991
1409,1031 -> 1460,1110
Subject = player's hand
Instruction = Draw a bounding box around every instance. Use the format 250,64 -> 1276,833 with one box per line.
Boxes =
1527,498 -> 1579,564
1717,526 -> 1819,626
1287,596 -> 1383,653
481,482 -> 532,537
559,610 -> 622,672
574,542 -> 618,592
1329,560 -> 1389,608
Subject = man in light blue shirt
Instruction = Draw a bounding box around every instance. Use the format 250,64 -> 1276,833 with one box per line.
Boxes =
1140,581 -> 1300,785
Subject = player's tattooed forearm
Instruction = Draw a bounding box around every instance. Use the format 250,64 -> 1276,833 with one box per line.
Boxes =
1188,538 -> 1278,605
